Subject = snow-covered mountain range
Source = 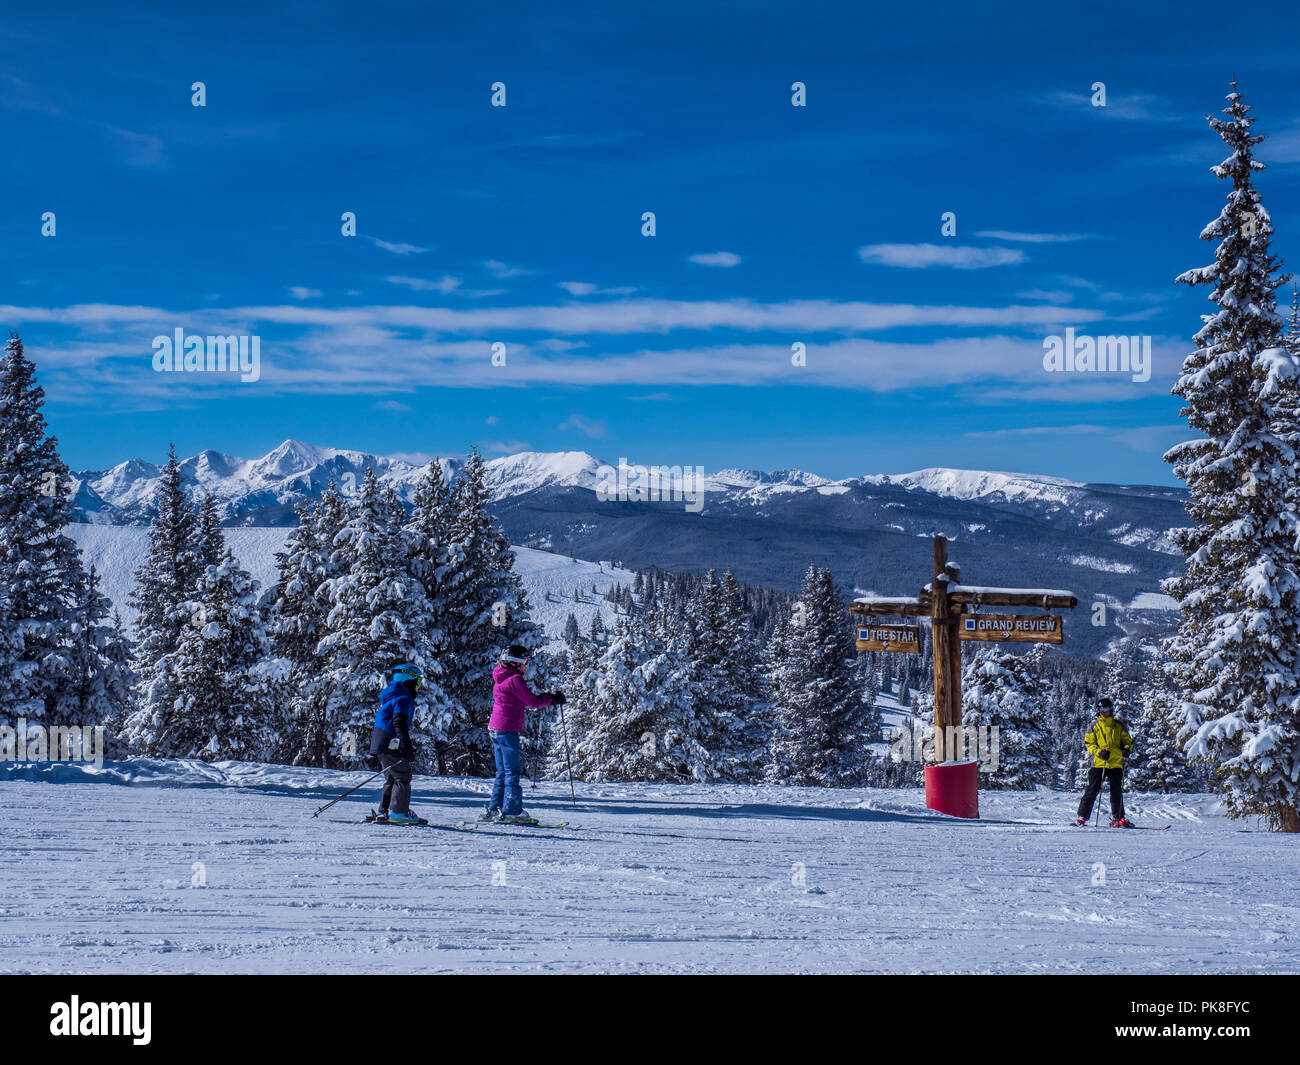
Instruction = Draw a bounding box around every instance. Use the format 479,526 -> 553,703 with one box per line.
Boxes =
69,440 -> 1189,657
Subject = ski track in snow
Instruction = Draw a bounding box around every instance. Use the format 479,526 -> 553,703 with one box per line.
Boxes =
1,761 -> 1297,974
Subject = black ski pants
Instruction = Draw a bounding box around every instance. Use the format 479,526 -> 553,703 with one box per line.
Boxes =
1078,766 -> 1125,820
378,751 -> 412,814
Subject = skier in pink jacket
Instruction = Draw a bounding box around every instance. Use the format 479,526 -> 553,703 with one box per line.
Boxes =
483,645 -> 564,823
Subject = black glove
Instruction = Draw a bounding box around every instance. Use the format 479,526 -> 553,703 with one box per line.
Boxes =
398,741 -> 414,761
368,754 -> 383,771
1122,746 -> 1132,757
550,691 -> 567,706
1099,749 -> 1111,761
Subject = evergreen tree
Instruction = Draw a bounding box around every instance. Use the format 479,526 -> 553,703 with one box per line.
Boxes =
124,443 -> 204,751
271,488 -> 353,766
767,566 -> 871,786
52,566 -> 135,755
1167,81 -> 1300,830
196,494 -> 225,570
141,553 -> 287,760
438,447 -> 539,774
403,461 -> 459,772
960,648 -> 1054,790
1127,655 -> 1200,792
1100,643 -> 1139,723
562,612 -> 582,648
558,604 -> 708,782
0,333 -> 93,727
318,471 -> 448,770
687,570 -> 768,781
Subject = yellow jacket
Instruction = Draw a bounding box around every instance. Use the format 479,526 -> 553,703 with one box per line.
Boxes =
1085,716 -> 1132,769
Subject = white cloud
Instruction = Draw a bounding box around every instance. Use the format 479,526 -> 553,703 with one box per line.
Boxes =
364,236 -> 429,255
975,231 -> 1097,244
1037,90 -> 1186,124
558,414 -> 607,438
559,281 -> 638,297
486,440 -> 531,454
384,275 -> 462,294
0,296 -> 1102,336
374,399 -> 412,412
857,244 -> 1026,269
485,415 -> 499,425
484,259 -> 530,278
289,286 -> 322,300
688,251 -> 742,268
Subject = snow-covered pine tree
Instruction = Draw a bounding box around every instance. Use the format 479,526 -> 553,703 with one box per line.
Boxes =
52,565 -> 135,755
402,460 -> 459,772
766,566 -> 872,787
272,499 -> 333,765
439,447 -> 539,775
1167,81 -> 1300,831
196,494 -> 225,570
562,612 -> 582,648
121,444 -> 204,753
1285,286 -> 1300,355
318,471 -> 445,770
0,332 -> 95,728
686,570 -> 768,781
557,603 -> 707,782
1100,642 -> 1139,723
960,648 -> 1054,790
1127,654 -> 1200,792
146,552 -> 288,760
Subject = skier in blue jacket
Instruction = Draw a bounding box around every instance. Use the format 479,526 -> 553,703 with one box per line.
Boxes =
369,664 -> 423,824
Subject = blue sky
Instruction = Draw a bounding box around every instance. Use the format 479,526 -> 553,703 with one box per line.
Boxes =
3,1 -> 1299,485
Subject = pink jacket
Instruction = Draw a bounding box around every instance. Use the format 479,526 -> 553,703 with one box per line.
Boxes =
489,663 -> 553,732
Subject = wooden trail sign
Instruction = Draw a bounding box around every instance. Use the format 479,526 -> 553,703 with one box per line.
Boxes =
850,536 -> 1076,762
959,613 -> 1063,644
856,624 -> 921,653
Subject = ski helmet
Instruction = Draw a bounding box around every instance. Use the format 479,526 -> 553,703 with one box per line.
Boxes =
499,645 -> 530,666
1099,697 -> 1113,713
392,664 -> 424,688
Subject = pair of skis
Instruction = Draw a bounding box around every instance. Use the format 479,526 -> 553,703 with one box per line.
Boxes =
1072,821 -> 1170,831
361,809 -> 569,830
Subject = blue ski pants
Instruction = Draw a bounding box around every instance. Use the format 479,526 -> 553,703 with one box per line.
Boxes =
490,730 -> 523,815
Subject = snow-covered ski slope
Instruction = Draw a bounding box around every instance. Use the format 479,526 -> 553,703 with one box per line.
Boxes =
2,760 -> 1295,974
66,524 -> 632,647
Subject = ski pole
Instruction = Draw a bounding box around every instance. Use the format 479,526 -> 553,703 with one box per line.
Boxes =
557,701 -> 577,808
312,767 -> 384,817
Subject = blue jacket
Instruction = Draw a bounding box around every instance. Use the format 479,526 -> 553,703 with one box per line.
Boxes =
369,681 -> 414,756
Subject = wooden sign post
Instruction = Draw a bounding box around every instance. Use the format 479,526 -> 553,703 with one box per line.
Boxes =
850,535 -> 1077,770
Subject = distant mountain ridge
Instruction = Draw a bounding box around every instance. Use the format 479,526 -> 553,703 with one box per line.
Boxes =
69,440 -> 1189,657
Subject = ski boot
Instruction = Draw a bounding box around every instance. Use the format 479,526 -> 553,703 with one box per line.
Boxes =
1074,817 -> 1089,826
1111,818 -> 1134,829
479,807 -> 502,822
499,811 -> 535,825
387,810 -> 422,825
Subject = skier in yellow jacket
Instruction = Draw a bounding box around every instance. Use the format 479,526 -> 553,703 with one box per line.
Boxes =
1075,698 -> 1135,827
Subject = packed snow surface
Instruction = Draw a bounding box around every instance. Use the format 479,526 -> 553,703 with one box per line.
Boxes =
1,760 -> 1295,974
